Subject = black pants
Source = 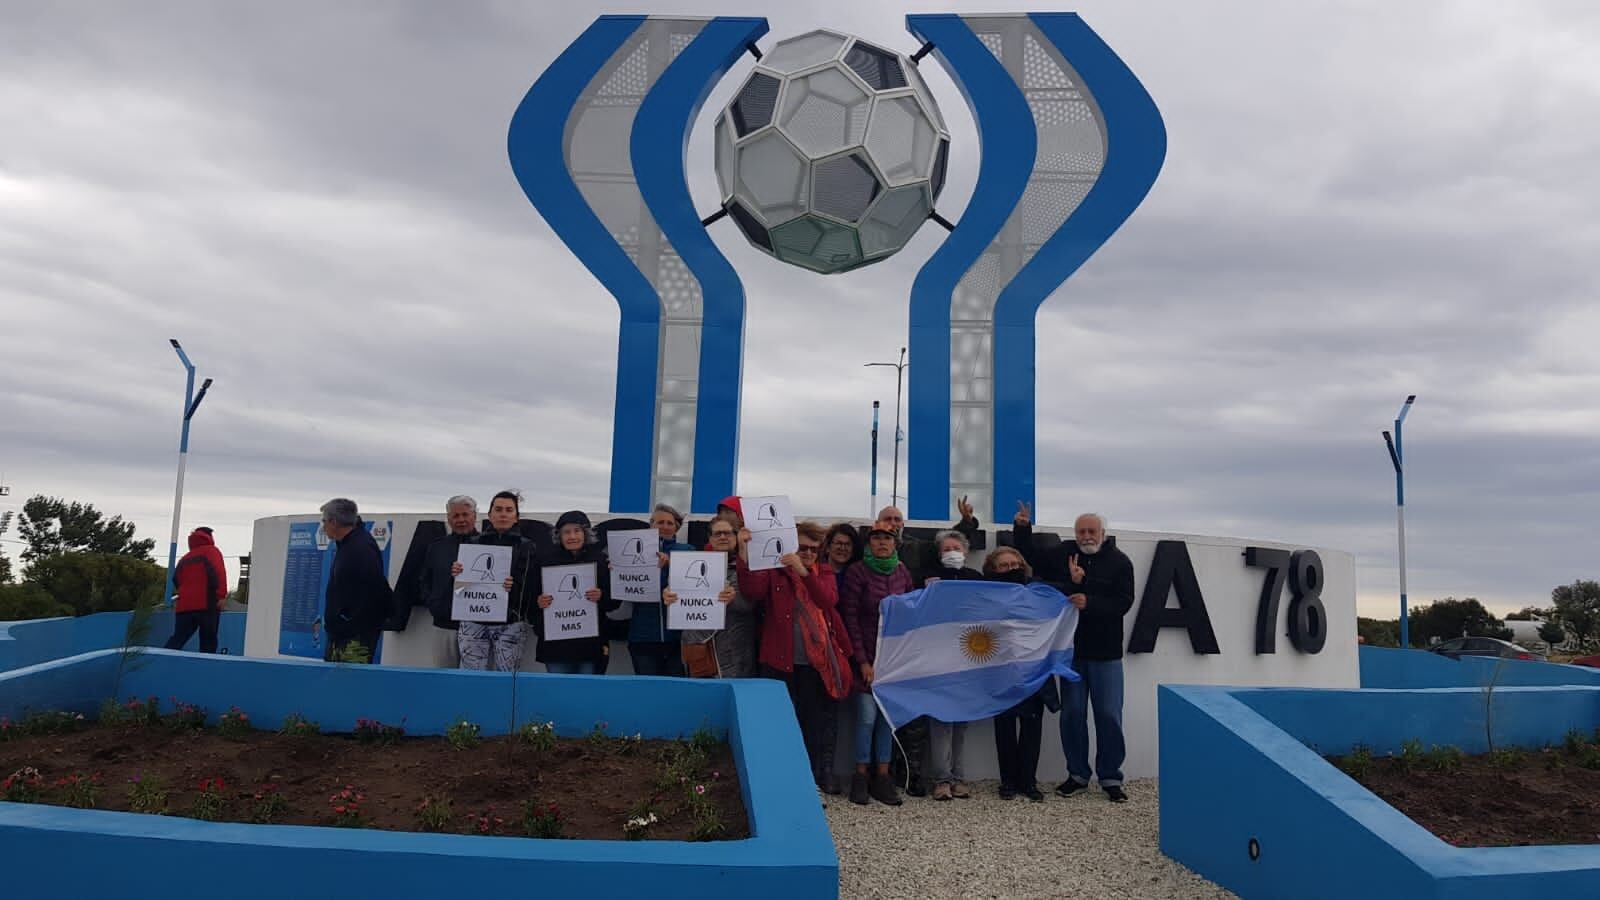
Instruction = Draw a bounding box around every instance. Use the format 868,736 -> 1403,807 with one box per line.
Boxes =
165,610 -> 220,653
994,711 -> 1043,792
765,663 -> 838,786
630,642 -> 684,676
892,716 -> 930,791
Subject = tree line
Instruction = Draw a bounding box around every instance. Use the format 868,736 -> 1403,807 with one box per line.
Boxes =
1359,582 -> 1600,652
0,495 -> 165,621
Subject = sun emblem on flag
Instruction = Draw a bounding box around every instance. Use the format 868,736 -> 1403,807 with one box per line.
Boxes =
959,625 -> 999,663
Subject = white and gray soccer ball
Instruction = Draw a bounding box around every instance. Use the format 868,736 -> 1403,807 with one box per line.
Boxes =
713,30 -> 951,275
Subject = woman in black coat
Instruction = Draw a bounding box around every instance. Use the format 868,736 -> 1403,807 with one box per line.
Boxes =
984,546 -> 1060,802
531,511 -> 618,675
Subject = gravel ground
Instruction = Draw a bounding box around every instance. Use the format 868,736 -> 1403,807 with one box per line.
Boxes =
825,779 -> 1234,900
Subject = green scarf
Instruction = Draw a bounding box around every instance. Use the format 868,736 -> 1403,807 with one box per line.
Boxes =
863,552 -> 900,576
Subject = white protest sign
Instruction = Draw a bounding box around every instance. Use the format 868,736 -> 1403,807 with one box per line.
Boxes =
607,528 -> 662,603
743,494 -> 799,571
452,544 -> 514,622
668,551 -> 727,630
542,563 -> 598,640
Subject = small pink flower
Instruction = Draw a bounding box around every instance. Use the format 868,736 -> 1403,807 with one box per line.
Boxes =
694,784 -> 706,795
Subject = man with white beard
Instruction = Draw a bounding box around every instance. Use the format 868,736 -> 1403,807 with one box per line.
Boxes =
1011,505 -> 1136,803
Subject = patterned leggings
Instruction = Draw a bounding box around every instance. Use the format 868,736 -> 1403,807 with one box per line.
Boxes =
458,622 -> 528,672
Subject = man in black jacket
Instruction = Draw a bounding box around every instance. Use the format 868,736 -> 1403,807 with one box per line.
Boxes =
320,498 -> 393,663
418,495 -> 479,667
1012,503 -> 1135,803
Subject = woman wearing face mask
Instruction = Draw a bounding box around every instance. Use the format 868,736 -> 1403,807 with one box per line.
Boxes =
667,514 -> 753,678
532,510 -> 618,675
838,526 -> 914,806
983,546 -> 1060,801
918,529 -> 982,800
624,503 -> 694,676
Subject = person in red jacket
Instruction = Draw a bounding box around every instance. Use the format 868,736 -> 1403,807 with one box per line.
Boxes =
737,520 -> 853,796
165,527 -> 227,653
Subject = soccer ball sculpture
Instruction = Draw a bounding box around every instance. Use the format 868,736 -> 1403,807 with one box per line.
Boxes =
713,30 -> 951,274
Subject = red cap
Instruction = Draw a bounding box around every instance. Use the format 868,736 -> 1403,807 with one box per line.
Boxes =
717,495 -> 743,517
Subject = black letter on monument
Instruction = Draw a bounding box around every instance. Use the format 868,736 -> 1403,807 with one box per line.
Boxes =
1126,540 -> 1220,654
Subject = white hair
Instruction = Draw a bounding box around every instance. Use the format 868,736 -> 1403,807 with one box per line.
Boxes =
446,495 -> 477,514
1076,512 -> 1107,530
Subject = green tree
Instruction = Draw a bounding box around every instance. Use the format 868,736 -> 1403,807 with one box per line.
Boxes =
1357,617 -> 1400,647
1537,620 -> 1566,649
16,495 -> 155,565
1504,606 -> 1543,622
1550,580 -> 1600,651
24,552 -> 166,616
1408,597 -> 1513,646
0,552 -> 12,585
0,582 -> 74,621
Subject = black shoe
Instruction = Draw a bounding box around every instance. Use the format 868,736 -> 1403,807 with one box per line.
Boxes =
1105,785 -> 1128,803
1024,787 -> 1045,803
1055,779 -> 1088,798
849,772 -> 870,805
906,777 -> 927,798
868,774 -> 903,806
998,784 -> 1018,800
819,775 -> 842,796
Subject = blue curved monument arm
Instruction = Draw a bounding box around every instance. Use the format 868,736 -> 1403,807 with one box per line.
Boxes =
904,13 -> 1036,522
633,17 -> 768,514
990,13 -> 1168,521
507,16 -> 657,511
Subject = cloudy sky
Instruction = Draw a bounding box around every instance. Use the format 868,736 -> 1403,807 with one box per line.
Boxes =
1,1 -> 1595,618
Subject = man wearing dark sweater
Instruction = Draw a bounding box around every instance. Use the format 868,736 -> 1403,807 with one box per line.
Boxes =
1012,504 -> 1135,803
320,498 -> 393,663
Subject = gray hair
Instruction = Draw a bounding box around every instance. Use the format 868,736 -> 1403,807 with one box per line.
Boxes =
445,495 -> 477,514
933,529 -> 970,552
320,498 -> 358,528
653,502 -> 684,526
1077,512 -> 1108,531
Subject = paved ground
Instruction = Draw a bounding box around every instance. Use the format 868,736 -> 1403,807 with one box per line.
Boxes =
825,779 -> 1234,900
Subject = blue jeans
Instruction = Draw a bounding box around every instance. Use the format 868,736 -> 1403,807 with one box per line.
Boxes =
1060,659 -> 1126,788
853,691 -> 892,765
544,661 -> 598,675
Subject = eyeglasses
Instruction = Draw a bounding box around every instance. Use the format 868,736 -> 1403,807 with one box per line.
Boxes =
710,530 -> 735,538
796,545 -> 820,555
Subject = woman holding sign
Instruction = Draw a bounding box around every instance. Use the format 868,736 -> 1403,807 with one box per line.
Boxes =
738,521 -> 853,797
669,514 -> 755,678
625,504 -> 694,676
450,490 -> 532,672
532,511 -> 617,675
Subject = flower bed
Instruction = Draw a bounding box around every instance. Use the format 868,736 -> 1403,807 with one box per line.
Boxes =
0,704 -> 745,841
1326,730 -> 1600,847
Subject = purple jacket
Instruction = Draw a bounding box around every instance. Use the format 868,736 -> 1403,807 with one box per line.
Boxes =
838,560 -> 914,669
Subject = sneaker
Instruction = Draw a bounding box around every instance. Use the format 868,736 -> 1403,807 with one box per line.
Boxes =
932,782 -> 953,801
998,784 -> 1018,800
868,773 -> 903,806
1105,785 -> 1128,803
1056,779 -> 1088,798
951,780 -> 971,799
1024,787 -> 1045,803
849,772 -> 870,805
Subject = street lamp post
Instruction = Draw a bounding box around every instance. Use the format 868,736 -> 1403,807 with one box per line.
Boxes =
1382,394 -> 1416,648
865,347 -> 908,509
162,339 -> 213,607
869,401 -> 881,519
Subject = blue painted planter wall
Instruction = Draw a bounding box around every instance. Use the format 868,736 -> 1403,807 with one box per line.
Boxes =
0,651 -> 837,899
1360,645 -> 1600,690
0,611 -> 247,673
1159,684 -> 1600,900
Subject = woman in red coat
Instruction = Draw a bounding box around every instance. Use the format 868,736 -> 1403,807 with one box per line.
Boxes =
737,521 -> 852,795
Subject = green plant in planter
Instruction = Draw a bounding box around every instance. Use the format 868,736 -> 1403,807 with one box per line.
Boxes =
1398,738 -> 1426,773
2,767 -> 44,803
353,718 -> 405,746
415,796 -> 452,832
21,709 -> 86,736
249,783 -> 288,824
1423,744 -> 1463,774
127,773 -> 169,814
164,700 -> 207,732
191,777 -> 229,821
517,720 -> 557,753
522,800 -> 566,838
216,707 -> 253,740
55,773 -> 102,808
1339,745 -> 1374,779
328,785 -> 366,827
1563,728 -> 1587,755
1488,747 -> 1527,771
279,712 -> 321,737
446,718 -> 481,750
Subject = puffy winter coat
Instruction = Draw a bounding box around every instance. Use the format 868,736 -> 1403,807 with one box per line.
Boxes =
174,529 -> 227,613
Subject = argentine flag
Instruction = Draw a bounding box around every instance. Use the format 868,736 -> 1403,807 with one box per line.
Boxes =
872,580 -> 1080,728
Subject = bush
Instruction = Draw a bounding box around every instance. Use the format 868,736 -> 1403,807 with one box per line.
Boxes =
1338,745 -> 1374,779
280,712 -> 321,737
445,718 -> 481,751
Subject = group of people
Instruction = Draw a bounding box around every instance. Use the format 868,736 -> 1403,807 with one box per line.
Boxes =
313,493 -> 1136,806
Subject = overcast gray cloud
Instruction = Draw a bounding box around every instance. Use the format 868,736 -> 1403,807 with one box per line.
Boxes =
1,0 -> 1596,619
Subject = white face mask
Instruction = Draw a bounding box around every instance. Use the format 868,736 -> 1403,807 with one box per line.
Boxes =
940,550 -> 966,569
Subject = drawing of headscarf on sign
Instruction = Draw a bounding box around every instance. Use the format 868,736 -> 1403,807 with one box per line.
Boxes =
557,573 -> 582,604
620,535 -> 652,567
467,553 -> 497,582
756,501 -> 785,529
685,558 -> 711,589
760,535 -> 786,567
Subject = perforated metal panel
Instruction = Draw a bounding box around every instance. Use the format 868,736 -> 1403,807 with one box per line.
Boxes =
812,153 -> 880,223
761,29 -> 847,73
943,15 -> 1108,518
844,40 -> 908,90
859,184 -> 931,257
778,65 -> 872,157
563,18 -> 714,512
865,95 -> 938,185
735,130 -> 810,226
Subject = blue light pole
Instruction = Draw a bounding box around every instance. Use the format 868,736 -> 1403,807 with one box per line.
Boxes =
865,347 -> 908,509
1382,395 -> 1416,648
162,339 -> 213,607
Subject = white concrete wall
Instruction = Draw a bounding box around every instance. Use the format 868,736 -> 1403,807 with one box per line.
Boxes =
247,513 -> 1357,780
